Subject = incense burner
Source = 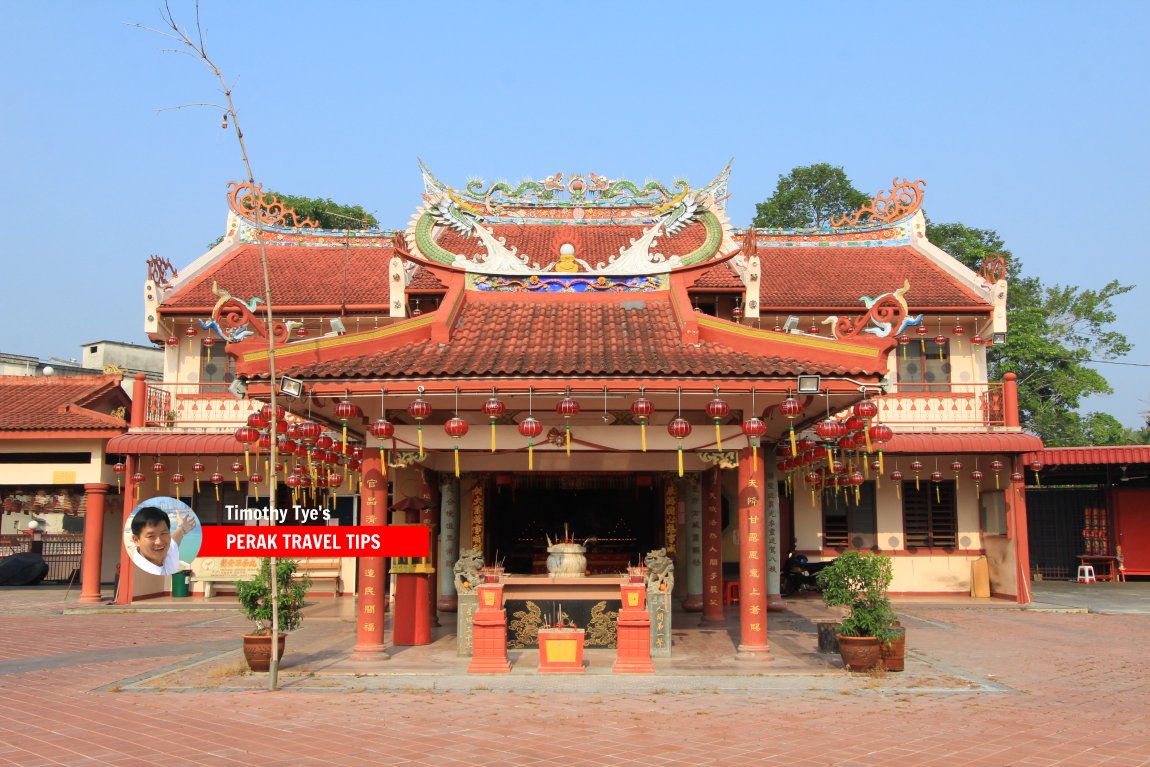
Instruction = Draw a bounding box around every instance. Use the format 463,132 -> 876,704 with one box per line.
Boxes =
546,542 -> 587,577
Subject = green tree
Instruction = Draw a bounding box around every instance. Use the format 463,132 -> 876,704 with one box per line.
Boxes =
926,220 -> 1135,446
752,163 -> 870,229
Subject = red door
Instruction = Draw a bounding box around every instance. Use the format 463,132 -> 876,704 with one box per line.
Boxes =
1114,488 -> 1150,575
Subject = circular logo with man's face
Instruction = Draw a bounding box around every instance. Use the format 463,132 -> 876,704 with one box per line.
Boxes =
123,497 -> 202,575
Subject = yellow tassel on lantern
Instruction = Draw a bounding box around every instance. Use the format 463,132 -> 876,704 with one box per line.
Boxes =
935,484 -> 941,503
677,444 -> 684,477
490,422 -> 497,453
752,443 -> 758,473
342,424 -> 348,454
528,441 -> 534,471
195,477 -> 201,493
418,425 -> 424,457
878,450 -> 885,476
254,482 -> 260,501
863,460 -> 870,479
135,484 -> 140,500
565,425 -> 571,457
1035,471 -> 1041,487
715,422 -> 722,451
956,475 -> 960,490
244,448 -> 251,476
902,344 -> 907,360
916,474 -> 920,491
789,426 -> 797,459
234,475 -> 240,491
641,422 -> 647,452
380,453 -> 387,481
994,473 -> 1000,490
454,446 -> 460,478
864,429 -> 873,453
155,474 -> 160,491
896,482 -> 901,501
214,483 -> 220,501
855,486 -> 861,505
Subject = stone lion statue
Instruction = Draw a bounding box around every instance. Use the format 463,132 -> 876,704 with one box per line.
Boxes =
453,549 -> 484,593
644,548 -> 674,593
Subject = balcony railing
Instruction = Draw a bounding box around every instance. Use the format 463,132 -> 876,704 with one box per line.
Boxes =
143,383 -> 261,430
876,382 -> 1005,428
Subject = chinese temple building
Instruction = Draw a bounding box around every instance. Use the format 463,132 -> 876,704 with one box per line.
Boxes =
98,164 -> 1042,660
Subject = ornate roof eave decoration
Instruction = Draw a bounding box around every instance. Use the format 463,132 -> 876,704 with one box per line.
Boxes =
979,253 -> 1008,285
406,163 -> 737,277
227,181 -> 320,230
419,159 -> 732,213
830,178 -> 927,229
821,280 -> 923,340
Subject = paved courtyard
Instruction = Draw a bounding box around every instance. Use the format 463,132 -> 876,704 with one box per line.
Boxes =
1,583 -> 1148,766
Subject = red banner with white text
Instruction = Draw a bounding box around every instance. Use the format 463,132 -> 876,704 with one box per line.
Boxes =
198,525 -> 430,558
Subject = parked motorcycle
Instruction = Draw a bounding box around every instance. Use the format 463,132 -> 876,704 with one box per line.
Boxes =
780,553 -> 835,597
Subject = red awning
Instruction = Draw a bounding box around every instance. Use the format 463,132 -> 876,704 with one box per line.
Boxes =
881,431 -> 1043,455
105,432 -> 243,456
1021,445 -> 1150,466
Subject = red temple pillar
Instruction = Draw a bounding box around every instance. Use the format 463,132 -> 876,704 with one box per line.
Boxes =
79,483 -> 110,603
737,447 -> 769,659
115,374 -> 149,606
701,466 -> 725,625
115,455 -> 138,605
418,469 -> 440,627
1011,456 -> 1034,605
352,453 -> 388,660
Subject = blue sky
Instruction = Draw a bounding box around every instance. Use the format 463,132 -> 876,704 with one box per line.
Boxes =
2,1 -> 1147,427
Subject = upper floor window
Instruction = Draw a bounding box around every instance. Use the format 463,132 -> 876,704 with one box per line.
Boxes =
200,340 -> 234,392
902,480 -> 958,548
898,339 -> 950,392
823,481 -> 877,549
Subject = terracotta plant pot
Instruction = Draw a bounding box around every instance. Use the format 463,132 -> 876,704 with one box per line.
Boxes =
836,634 -> 881,671
243,633 -> 287,672
879,626 -> 906,672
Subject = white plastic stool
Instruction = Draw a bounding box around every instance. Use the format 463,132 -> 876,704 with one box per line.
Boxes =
1077,565 -> 1096,583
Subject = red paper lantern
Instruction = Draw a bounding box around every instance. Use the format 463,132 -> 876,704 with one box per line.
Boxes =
934,334 -> 947,346
970,470 -> 984,482
171,472 -> 185,486
631,393 -> 655,452
286,423 -> 302,440
950,461 -> 963,473
971,335 -> 984,346
706,394 -> 730,450
853,401 -> 878,419
868,424 -> 893,444
230,461 -> 243,473
298,421 -> 322,443
816,419 -> 847,440
779,397 -> 804,419
336,400 -> 361,422
930,471 -> 943,483
445,416 -> 469,477
667,416 -> 692,478
518,416 -> 543,471
989,460 -> 1004,472
839,434 -> 857,451
202,336 -> 216,348
845,415 -> 865,433
916,324 -> 929,337
294,325 -> 308,338
953,322 -> 965,336
152,460 -> 165,474
260,404 -> 286,422
316,434 -> 334,450
408,394 -> 433,457
258,432 -> 273,450
890,470 -> 904,482
1029,460 -> 1044,473
1010,471 -> 1024,483
184,325 -> 197,338
742,417 -> 767,442
234,426 -> 259,445
326,472 -> 342,489
247,412 -> 269,429
897,334 -> 910,346
166,336 -> 179,346
910,460 -> 924,473
368,418 -> 394,439
556,393 -> 580,456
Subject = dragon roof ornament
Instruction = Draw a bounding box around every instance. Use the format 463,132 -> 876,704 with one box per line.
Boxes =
419,160 -> 731,215
408,163 -> 737,277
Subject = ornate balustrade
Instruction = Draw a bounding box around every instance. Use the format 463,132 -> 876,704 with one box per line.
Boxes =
143,383 -> 261,430
876,382 -> 1005,429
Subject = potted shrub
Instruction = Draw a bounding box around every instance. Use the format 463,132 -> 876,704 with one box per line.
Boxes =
235,558 -> 310,672
815,550 -> 899,671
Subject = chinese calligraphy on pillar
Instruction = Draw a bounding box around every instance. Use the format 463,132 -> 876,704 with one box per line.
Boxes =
663,479 -> 678,555
701,466 -> 724,624
470,481 -> 485,552
354,453 -> 388,657
737,447 -> 769,656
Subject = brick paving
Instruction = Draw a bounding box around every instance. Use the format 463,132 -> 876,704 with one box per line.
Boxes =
1,585 -> 1148,766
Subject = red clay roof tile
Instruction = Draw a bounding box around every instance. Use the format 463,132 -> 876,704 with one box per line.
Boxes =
0,375 -> 129,433
408,267 -> 448,292
281,295 -> 878,380
690,262 -> 744,289
162,245 -> 394,310
758,247 -> 988,309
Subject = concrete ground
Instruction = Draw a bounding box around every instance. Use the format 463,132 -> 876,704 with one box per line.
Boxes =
1,583 -> 1148,766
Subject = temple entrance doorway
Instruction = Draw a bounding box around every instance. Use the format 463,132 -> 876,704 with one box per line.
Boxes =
487,473 -> 662,575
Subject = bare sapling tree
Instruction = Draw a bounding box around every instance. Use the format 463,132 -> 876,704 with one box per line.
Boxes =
135,0 -> 286,690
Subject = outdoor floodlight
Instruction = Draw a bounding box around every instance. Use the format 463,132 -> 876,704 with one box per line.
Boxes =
797,375 -> 822,394
228,377 -> 248,399
279,376 -> 304,398
992,332 -> 1007,345
330,318 -> 346,336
